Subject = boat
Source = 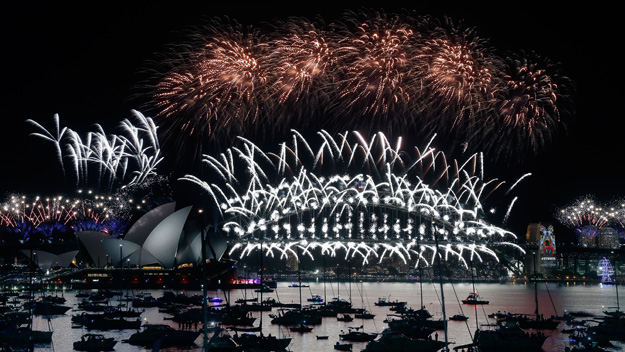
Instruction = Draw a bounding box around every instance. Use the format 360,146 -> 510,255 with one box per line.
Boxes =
234,297 -> 258,304
0,326 -> 53,346
449,314 -> 469,321
375,296 -> 407,307
316,335 -> 329,339
231,332 -> 292,351
307,294 -> 323,303
83,315 -> 142,330
334,341 -> 353,350
24,299 -> 72,315
270,308 -> 322,325
355,310 -> 375,319
510,314 -> 560,330
289,323 -> 313,333
125,324 -> 200,347
462,292 -> 489,305
207,328 -> 243,352
228,326 -> 262,333
73,333 -> 117,351
339,325 -> 378,342
208,296 -> 224,303
474,321 -> 547,352
337,314 -> 354,322
288,281 -> 309,288
362,329 -> 446,352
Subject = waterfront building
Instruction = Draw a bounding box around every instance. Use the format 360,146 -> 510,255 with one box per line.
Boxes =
598,226 -> 619,249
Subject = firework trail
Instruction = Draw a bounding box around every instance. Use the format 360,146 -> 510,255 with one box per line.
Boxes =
28,110 -> 162,192
181,130 -> 526,267
26,113 -> 68,178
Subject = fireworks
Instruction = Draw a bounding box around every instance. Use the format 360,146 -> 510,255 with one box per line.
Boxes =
555,196 -> 611,230
27,110 -> 162,192
144,10 -> 575,165
181,130 -> 526,267
0,191 -> 141,243
480,51 -> 575,163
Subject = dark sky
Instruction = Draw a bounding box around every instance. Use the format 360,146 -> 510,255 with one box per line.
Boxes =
0,2 -> 621,237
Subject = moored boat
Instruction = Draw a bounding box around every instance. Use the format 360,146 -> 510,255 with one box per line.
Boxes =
462,292 -> 489,305
449,314 -> 469,321
362,329 -> 445,352
73,333 -> 117,351
375,297 -> 407,307
125,323 -> 200,347
474,321 -> 546,352
334,341 -> 353,350
339,325 -> 377,342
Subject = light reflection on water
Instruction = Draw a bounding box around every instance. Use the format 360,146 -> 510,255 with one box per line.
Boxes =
30,281 -> 624,351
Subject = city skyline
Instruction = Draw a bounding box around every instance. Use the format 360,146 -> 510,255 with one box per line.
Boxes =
1,2 -> 620,239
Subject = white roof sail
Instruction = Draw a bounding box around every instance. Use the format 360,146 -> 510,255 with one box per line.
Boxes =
176,230 -> 200,265
58,250 -> 79,267
141,205 -> 192,268
20,250 -> 59,271
77,231 -> 113,268
123,202 -> 176,245
101,239 -> 142,267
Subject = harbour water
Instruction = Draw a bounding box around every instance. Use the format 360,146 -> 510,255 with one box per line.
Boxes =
27,280 -> 624,351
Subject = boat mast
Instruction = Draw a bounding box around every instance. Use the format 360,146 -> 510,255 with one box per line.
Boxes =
323,254 -> 327,305
348,260 -> 352,305
419,265 -> 424,310
200,210 -> 208,351
470,260 -> 478,328
297,246 -> 302,310
534,250 -> 539,317
434,230 -> 449,352
259,240 -> 264,335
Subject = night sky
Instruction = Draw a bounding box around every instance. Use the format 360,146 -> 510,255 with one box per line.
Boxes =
1,2 -> 621,238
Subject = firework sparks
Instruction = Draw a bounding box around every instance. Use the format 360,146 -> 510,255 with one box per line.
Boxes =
143,10 -> 574,166
28,110 -> 162,192
555,196 -> 611,230
182,130 -> 526,267
480,51 -> 576,164
0,190 -> 142,242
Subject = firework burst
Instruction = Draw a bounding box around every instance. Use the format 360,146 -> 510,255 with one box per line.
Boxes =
181,130 -> 526,267
555,196 -> 611,230
415,15 -> 504,135
265,16 -> 336,124
329,10 -> 422,133
151,17 -> 274,157
480,51 -> 576,163
141,10 -> 574,168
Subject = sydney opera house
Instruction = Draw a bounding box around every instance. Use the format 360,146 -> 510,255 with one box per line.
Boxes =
4,201 -> 236,289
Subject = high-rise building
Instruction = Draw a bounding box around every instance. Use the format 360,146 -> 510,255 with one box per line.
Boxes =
598,226 -> 619,249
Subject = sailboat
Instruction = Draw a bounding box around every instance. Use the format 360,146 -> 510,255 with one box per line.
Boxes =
354,281 -> 375,319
